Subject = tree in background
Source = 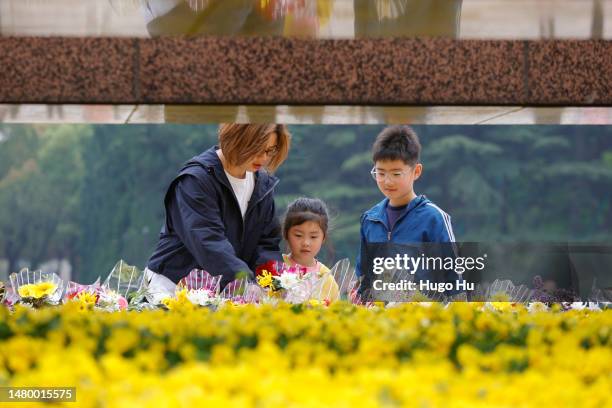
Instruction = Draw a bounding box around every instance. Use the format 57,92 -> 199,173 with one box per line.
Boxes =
77,125 -> 217,282
0,125 -> 85,276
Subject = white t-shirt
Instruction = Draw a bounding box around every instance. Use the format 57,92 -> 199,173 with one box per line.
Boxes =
224,170 -> 255,218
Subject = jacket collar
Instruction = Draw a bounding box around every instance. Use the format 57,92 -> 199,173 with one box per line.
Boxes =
364,195 -> 427,223
183,146 -> 279,203
364,198 -> 389,223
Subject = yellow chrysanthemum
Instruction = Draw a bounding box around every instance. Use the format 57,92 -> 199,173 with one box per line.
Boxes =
489,302 -> 514,312
18,282 -> 57,299
489,292 -> 513,311
256,271 -> 274,289
75,291 -> 98,310
18,285 -> 32,298
161,289 -> 195,312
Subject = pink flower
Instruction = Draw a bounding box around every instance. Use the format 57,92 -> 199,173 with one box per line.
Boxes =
283,264 -> 308,277
117,295 -> 128,311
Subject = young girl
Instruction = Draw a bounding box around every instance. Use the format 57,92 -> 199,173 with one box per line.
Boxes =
146,124 -> 291,301
282,198 -> 339,302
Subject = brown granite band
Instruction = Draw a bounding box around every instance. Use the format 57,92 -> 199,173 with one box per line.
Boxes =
1,37 -> 609,105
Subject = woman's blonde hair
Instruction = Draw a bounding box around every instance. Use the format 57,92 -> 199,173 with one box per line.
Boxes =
218,124 -> 291,172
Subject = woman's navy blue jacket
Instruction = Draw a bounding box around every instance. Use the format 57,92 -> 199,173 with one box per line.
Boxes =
147,146 -> 283,287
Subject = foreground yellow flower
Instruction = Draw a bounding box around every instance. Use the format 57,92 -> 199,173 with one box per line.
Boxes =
18,281 -> 57,299
256,270 -> 274,289
161,289 -> 195,311
0,302 -> 609,407
489,302 -> 515,312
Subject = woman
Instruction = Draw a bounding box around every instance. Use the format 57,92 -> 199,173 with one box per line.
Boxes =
146,124 -> 291,300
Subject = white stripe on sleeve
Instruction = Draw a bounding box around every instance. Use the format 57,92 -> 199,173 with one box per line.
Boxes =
426,203 -> 456,242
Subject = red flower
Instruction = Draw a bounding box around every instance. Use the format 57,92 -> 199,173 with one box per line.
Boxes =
256,260 -> 280,277
65,287 -> 84,300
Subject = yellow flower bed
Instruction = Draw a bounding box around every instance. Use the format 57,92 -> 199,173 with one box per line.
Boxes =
0,303 -> 610,407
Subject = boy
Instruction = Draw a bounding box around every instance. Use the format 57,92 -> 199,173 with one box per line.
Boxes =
355,125 -> 460,296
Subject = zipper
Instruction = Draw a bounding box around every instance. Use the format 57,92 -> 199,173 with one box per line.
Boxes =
244,178 -> 279,219
213,166 -> 279,246
369,217 -> 392,241
242,178 -> 280,242
368,199 -> 418,242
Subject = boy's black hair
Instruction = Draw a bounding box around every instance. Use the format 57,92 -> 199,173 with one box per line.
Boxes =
372,125 -> 421,166
283,197 -> 329,239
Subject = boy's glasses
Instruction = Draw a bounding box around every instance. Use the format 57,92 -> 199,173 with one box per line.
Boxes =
370,167 -> 409,182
